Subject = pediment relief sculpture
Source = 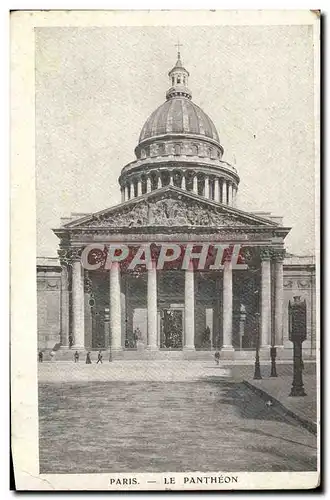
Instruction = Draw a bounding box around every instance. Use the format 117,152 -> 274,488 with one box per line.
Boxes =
77,197 -> 253,229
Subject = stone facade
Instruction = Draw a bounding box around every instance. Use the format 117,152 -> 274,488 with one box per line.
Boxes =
37,248 -> 316,359
36,52 -> 316,360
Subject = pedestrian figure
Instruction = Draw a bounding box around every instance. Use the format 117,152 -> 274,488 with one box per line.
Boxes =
49,350 -> 55,361
74,351 -> 79,363
86,352 -> 92,364
68,335 -> 73,349
214,351 -> 220,366
97,351 -> 103,364
38,351 -> 43,363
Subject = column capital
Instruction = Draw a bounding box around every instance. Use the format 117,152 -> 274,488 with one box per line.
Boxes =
58,247 -> 83,266
272,249 -> 286,262
259,247 -> 272,261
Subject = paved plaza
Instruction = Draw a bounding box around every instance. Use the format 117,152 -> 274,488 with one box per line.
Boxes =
38,361 -> 317,474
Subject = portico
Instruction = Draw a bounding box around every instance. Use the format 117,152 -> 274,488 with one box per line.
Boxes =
52,50 -> 291,359
55,187 -> 289,359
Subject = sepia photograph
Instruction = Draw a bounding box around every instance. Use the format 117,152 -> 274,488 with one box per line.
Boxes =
11,10 -> 320,490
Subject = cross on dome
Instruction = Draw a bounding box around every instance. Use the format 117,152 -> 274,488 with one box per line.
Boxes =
175,40 -> 183,58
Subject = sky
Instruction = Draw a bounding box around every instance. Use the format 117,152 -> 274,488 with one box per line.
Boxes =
35,25 -> 316,257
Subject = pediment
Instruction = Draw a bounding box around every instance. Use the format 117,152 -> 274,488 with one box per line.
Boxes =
63,187 -> 278,230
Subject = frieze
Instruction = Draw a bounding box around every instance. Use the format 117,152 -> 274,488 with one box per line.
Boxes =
68,229 -> 276,243
37,279 -> 60,291
297,279 -> 311,289
283,279 -> 311,290
46,280 -> 60,290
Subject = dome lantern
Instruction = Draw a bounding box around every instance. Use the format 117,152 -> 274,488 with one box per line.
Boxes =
166,44 -> 192,100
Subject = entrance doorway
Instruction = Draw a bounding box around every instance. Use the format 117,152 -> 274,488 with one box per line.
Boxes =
160,308 -> 183,349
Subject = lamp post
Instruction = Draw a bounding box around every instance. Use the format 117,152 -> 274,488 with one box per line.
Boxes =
270,295 -> 278,376
253,289 -> 262,380
109,331 -> 112,363
104,307 -> 112,362
270,345 -> 278,377
288,296 -> 307,397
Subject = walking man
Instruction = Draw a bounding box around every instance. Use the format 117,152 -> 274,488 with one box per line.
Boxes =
97,350 -> 103,364
74,351 -> 79,363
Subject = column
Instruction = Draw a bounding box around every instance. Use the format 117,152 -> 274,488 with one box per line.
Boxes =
146,176 -> 152,193
60,264 -> 69,347
137,179 -> 142,197
213,275 -> 222,349
222,179 -> 227,204
124,185 -> 129,201
147,261 -> 158,349
84,276 -> 93,350
222,257 -> 234,351
193,175 -> 198,194
169,171 -> 174,186
204,176 -> 209,199
121,188 -> 125,203
110,262 -> 122,350
121,287 -> 126,348
184,263 -> 195,350
181,174 -> 186,190
208,178 -> 213,199
274,251 -> 284,346
157,175 -> 162,189
239,307 -> 247,350
260,248 -> 272,348
129,182 -> 134,199
214,177 -> 220,202
227,183 -> 232,205
72,259 -> 85,349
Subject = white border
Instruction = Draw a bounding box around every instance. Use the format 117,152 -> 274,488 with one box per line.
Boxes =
10,9 -> 320,491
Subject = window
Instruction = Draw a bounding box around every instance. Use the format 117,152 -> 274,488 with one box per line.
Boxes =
177,76 -> 181,84
191,144 -> 198,156
172,76 -> 174,86
175,144 -> 181,155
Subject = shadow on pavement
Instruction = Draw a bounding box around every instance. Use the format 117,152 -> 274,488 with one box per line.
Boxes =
198,377 -> 303,427
244,444 -> 317,471
238,427 -> 317,449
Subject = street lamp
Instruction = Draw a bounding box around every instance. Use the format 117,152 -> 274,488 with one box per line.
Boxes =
104,307 -> 112,362
269,345 -> 278,378
253,290 -> 262,380
288,296 -> 307,397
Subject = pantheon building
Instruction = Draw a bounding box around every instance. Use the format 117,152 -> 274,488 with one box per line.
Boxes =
37,52 -> 316,360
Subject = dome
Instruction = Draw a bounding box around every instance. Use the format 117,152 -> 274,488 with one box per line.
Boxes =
119,50 -> 239,208
139,97 -> 220,144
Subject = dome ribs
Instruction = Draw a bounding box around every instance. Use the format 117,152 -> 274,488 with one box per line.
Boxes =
187,99 -> 202,136
165,98 -> 176,134
138,98 -> 220,144
170,98 -> 184,133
